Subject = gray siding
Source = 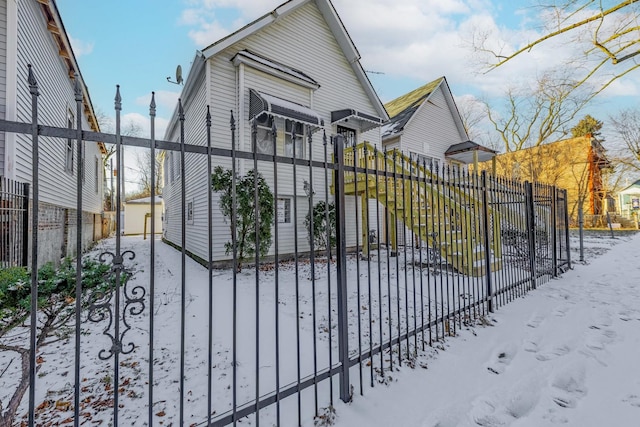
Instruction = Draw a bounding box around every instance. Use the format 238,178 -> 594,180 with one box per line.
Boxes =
401,87 -> 465,163
0,0 -> 6,175
14,0 -> 102,213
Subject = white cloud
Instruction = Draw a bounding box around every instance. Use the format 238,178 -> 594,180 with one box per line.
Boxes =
135,91 -> 181,111
176,0 -> 640,131
69,36 -> 94,57
121,112 -> 170,140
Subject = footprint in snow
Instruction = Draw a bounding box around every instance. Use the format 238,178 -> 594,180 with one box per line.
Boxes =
526,313 -> 544,329
622,394 -> 640,408
486,344 -> 517,375
585,328 -> 616,351
553,305 -> 571,318
535,344 -> 572,362
549,362 -> 587,411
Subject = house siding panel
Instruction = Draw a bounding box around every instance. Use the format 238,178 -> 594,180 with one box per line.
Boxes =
401,88 -> 464,163
14,0 -> 102,213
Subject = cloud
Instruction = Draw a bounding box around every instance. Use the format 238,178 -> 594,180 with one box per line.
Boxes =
69,36 -> 94,57
120,112 -> 170,140
176,0 -> 640,125
135,91 -> 181,111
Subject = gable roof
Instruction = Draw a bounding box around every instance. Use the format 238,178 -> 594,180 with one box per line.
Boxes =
381,77 -> 444,139
199,0 -> 387,121
385,77 -> 444,118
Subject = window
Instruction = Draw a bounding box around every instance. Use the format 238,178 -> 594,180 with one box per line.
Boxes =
277,198 -> 291,223
255,114 -> 305,158
337,125 -> 357,147
187,199 -> 194,224
411,152 -> 440,172
65,110 -> 74,174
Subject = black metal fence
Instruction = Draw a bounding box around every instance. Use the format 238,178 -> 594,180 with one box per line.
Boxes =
0,176 -> 29,268
0,66 -> 570,427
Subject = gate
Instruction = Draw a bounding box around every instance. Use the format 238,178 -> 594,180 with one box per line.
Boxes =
0,177 -> 29,269
0,66 -> 570,426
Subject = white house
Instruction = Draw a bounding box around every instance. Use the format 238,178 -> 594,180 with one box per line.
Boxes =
617,179 -> 640,224
382,77 -> 495,171
162,0 -> 388,264
0,0 -> 105,266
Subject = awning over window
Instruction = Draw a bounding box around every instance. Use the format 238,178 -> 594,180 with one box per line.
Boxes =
331,109 -> 385,132
249,89 -> 323,128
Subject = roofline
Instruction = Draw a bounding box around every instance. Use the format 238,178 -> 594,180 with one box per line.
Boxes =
200,0 -> 388,121
201,0 -> 303,58
164,51 -> 207,140
400,77 -> 445,133
46,1 -> 100,133
435,77 -> 469,141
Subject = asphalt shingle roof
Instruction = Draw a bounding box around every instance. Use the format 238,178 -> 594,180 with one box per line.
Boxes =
382,77 -> 444,139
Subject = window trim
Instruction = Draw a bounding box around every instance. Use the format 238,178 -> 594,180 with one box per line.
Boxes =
277,197 -> 292,224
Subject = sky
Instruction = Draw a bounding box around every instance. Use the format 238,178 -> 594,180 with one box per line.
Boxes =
54,0 -> 640,144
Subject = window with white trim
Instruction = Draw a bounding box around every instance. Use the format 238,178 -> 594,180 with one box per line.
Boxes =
411,152 -> 440,172
277,198 -> 291,224
337,125 -> 357,147
255,114 -> 305,159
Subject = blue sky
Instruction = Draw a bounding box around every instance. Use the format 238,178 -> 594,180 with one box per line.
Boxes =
55,0 -> 640,144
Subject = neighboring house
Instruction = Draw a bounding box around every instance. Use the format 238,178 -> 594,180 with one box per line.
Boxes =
162,0 -> 388,263
0,0 -> 105,266
478,135 -> 611,223
382,77 -> 496,171
124,196 -> 163,236
617,180 -> 640,224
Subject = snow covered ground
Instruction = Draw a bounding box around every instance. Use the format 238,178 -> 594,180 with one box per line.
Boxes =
1,230 -> 637,426
334,231 -> 640,427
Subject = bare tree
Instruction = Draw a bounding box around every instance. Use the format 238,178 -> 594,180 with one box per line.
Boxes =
484,68 -> 594,151
131,149 -> 165,199
609,107 -> 640,163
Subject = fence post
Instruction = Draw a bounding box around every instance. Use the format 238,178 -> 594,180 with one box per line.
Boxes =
564,190 -> 572,269
480,171 -> 493,313
333,134 -> 351,403
525,181 -> 537,289
578,205 -> 584,262
551,186 -> 558,277
22,183 -> 30,267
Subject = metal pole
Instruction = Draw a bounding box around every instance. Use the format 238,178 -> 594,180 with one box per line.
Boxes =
27,64 -> 40,427
578,205 -> 584,262
551,186 -> 558,277
481,171 -> 494,313
110,159 -> 114,214
333,134 -> 351,403
73,74 -> 84,427
525,181 -> 537,290
606,211 -> 615,238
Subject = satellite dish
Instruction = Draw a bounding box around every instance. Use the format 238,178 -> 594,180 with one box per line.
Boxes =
166,65 -> 184,85
176,65 -> 183,85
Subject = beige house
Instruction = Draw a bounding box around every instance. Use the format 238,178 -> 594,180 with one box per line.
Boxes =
124,196 -> 163,236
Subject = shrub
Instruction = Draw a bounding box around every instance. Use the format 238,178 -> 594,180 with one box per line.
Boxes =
211,166 -> 274,271
304,200 -> 336,255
